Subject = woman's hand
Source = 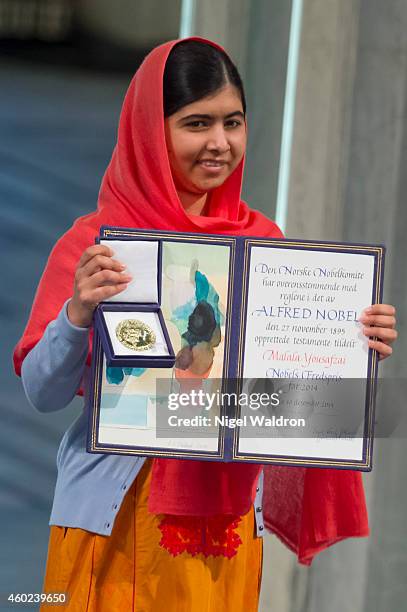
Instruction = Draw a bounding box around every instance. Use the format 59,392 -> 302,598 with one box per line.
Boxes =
359,304 -> 397,360
67,245 -> 132,327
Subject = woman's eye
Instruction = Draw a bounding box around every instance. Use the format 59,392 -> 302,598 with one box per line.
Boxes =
186,120 -> 206,128
225,120 -> 241,128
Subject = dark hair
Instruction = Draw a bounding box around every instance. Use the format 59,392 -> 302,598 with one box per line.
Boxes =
163,40 -> 246,117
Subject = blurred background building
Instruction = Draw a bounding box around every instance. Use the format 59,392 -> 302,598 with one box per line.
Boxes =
1,1 -> 406,611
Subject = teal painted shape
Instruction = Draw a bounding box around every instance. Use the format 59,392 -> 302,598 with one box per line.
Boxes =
170,298 -> 196,334
195,271 -> 224,326
106,366 -> 146,384
123,367 -> 147,377
169,270 -> 225,339
106,367 -> 124,384
195,270 -> 209,301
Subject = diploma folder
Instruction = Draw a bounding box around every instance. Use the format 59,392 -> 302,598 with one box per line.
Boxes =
87,226 -> 385,471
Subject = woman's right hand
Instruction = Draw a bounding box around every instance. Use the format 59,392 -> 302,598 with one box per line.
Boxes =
67,244 -> 133,327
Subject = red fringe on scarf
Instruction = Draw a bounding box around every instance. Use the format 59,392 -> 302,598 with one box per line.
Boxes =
158,515 -> 243,559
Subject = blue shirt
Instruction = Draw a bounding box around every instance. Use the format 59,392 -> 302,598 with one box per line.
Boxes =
21,300 -> 265,537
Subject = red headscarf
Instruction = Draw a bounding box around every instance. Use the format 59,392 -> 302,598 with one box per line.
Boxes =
13,37 -> 369,564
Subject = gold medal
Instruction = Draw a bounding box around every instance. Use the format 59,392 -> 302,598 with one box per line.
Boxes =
115,319 -> 156,351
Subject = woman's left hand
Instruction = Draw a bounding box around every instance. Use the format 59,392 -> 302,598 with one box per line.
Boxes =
359,304 -> 397,360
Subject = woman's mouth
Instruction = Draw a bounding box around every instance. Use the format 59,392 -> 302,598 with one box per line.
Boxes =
197,160 -> 227,172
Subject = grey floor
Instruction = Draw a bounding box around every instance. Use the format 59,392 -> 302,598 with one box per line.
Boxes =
0,57 -> 131,609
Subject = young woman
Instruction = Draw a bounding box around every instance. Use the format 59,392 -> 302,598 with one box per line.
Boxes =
13,37 -> 397,611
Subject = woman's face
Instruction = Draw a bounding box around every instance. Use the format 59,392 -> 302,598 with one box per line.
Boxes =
164,84 -> 247,196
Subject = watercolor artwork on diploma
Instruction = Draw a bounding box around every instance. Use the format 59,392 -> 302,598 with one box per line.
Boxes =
97,239 -> 231,452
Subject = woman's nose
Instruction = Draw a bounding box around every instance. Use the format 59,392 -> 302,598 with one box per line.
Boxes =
206,125 -> 230,153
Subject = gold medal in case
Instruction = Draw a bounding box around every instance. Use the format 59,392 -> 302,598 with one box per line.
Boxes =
115,319 -> 156,351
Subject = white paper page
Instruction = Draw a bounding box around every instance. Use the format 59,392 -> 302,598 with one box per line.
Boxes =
100,239 -> 158,302
237,246 -> 375,462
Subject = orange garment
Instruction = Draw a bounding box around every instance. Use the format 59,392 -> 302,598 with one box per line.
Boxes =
40,459 -> 263,611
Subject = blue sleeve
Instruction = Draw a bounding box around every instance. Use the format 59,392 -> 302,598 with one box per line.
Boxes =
21,299 -> 90,413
